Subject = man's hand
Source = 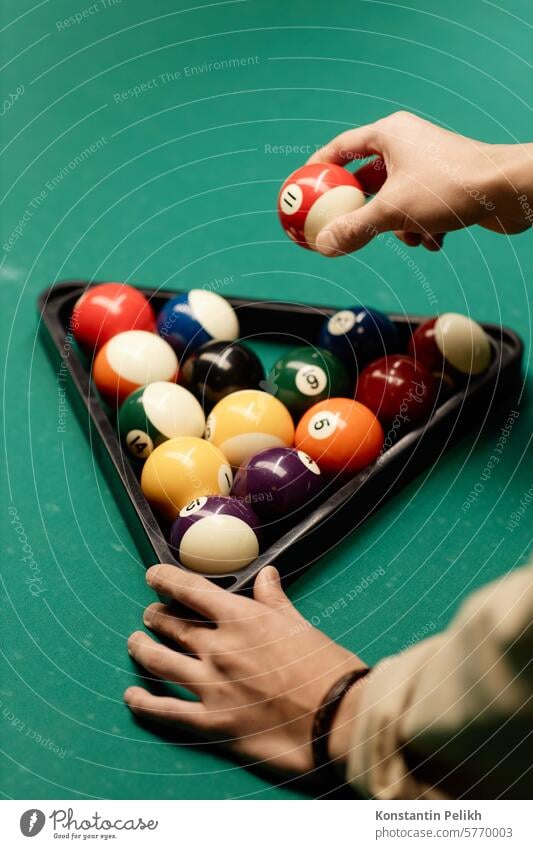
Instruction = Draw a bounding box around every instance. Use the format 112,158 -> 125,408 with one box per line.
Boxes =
308,111 -> 532,256
125,564 -> 366,775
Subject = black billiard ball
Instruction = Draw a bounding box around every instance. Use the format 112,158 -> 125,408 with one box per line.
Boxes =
181,340 -> 266,410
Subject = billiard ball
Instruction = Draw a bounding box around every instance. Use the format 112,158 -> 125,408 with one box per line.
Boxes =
92,330 -> 179,405
72,283 -> 156,350
278,163 -> 365,250
266,346 -> 351,418
205,389 -> 294,467
408,313 -> 492,384
182,340 -> 265,410
232,447 -> 323,520
141,437 -> 233,520
295,398 -> 384,475
157,290 -> 239,356
169,496 -> 261,574
318,306 -> 399,370
118,382 -> 205,460
356,355 -> 439,426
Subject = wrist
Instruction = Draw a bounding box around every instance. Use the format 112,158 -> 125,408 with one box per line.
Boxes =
485,142 -> 533,225
327,667 -> 369,770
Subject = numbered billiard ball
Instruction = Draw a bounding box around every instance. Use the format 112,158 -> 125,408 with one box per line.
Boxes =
295,398 -> 384,475
408,313 -> 492,385
118,382 -> 205,460
141,437 -> 233,520
278,163 -> 365,250
169,496 -> 261,574
318,306 -> 399,370
72,282 -> 156,350
182,340 -> 265,410
205,389 -> 294,467
266,346 -> 351,419
356,355 -> 439,426
92,330 -> 179,405
157,290 -> 239,357
232,447 -> 323,520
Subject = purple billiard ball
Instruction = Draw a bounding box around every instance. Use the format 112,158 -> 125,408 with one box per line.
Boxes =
232,447 -> 323,521
169,495 -> 261,574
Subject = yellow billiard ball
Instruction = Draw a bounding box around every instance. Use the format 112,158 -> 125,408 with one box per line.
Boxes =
204,389 -> 294,467
140,436 -> 232,520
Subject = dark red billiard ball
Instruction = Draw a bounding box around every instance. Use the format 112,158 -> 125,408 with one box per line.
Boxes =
278,163 -> 365,250
72,283 -> 156,350
408,313 -> 492,389
356,355 -> 439,426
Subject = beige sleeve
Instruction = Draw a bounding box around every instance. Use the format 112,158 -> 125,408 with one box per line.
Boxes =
347,562 -> 533,799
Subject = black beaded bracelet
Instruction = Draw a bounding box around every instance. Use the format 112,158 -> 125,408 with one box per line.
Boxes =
312,667 -> 372,781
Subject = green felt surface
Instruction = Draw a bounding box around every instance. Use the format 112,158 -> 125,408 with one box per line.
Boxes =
1,0 -> 532,800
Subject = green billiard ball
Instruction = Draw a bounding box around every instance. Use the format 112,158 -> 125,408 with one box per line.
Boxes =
118,381 -> 205,460
266,346 -> 352,418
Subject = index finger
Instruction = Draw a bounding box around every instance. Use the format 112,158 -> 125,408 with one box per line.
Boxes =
307,124 -> 381,166
146,564 -> 247,622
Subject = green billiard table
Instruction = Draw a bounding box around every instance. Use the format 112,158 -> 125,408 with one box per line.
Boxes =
2,0 -> 531,801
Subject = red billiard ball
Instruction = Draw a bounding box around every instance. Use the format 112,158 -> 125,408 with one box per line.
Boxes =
408,313 -> 492,388
72,283 -> 156,351
356,355 -> 439,426
294,398 -> 384,475
278,163 -> 365,250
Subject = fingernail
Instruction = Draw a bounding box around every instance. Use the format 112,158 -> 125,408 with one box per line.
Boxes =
146,565 -> 158,585
315,230 -> 340,256
143,608 -> 153,627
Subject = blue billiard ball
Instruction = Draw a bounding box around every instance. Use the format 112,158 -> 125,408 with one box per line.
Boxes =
318,306 -> 399,370
157,290 -> 239,357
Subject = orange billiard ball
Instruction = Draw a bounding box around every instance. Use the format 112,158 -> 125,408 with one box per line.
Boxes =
295,398 -> 384,475
92,330 -> 179,406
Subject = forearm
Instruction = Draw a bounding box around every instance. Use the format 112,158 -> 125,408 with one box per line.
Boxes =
329,564 -> 533,799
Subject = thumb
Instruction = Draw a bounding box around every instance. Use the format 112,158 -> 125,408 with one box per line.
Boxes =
315,195 -> 392,256
253,565 -> 292,610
